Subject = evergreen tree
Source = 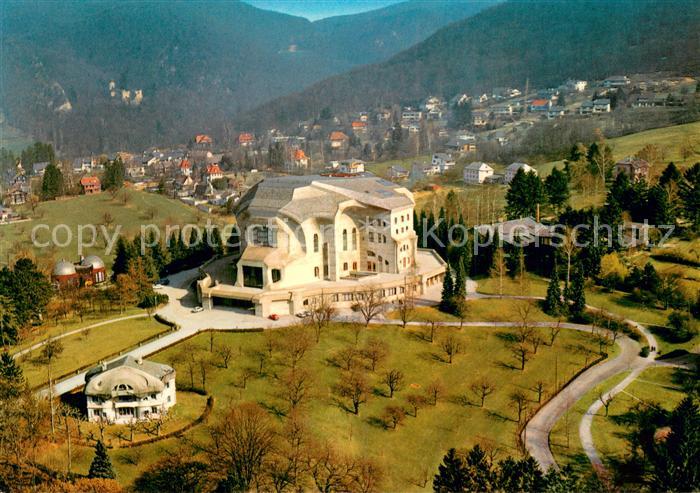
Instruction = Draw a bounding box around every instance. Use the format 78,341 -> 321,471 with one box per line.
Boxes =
433,448 -> 466,493
0,258 -> 52,328
88,440 -> 116,479
40,162 -> 64,200
454,261 -> 467,299
543,271 -> 563,316
647,184 -> 675,225
0,295 -> 18,346
464,445 -> 495,491
111,236 -> 134,280
102,158 -> 125,191
440,265 -> 455,313
567,266 -> 586,318
0,351 -> 24,399
679,163 -> 700,230
659,162 -> 682,187
544,167 -> 570,212
505,169 -> 545,219
450,100 -> 472,128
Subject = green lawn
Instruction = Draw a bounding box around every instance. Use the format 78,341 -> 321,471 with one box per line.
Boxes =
387,298 -> 557,323
17,316 -> 170,388
0,189 -> 203,269
551,367 -> 687,474
13,307 -> 145,352
475,275 -> 549,298
41,322 -> 612,489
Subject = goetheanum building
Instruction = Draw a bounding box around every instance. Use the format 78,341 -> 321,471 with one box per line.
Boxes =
197,175 -> 446,316
84,355 -> 176,423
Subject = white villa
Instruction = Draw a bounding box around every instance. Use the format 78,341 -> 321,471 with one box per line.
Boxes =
505,162 -> 537,183
84,356 -> 176,424
463,162 -> 494,184
431,153 -> 455,174
198,175 -> 446,317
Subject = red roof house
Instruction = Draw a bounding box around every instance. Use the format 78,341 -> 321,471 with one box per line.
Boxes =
79,176 -> 101,195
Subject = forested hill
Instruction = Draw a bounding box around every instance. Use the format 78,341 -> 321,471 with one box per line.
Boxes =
240,0 -> 700,130
0,0 -> 495,154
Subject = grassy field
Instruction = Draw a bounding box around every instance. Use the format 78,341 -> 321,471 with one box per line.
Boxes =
0,189 -> 204,270
551,367 -> 687,473
539,121 -> 700,175
387,298 -> 557,323
38,322 -> 608,488
13,307 -> 145,352
17,316 -> 170,388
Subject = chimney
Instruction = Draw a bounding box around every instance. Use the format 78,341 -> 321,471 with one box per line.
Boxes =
536,203 -> 540,223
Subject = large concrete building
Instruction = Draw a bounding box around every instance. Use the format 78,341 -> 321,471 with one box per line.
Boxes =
198,175 -> 446,316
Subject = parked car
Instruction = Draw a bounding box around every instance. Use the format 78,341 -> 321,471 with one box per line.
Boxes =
268,314 -> 280,321
296,310 -> 310,318
191,306 -> 204,313
158,278 -> 171,286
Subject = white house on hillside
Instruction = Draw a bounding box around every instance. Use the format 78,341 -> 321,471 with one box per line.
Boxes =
463,162 -> 494,184
505,162 -> 537,183
431,153 -> 455,174
84,355 -> 176,424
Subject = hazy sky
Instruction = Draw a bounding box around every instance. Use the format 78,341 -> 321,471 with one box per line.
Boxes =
246,0 -> 405,21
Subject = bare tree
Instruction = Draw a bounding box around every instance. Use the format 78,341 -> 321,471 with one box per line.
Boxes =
239,368 -> 256,389
422,316 -> 440,343
470,377 -> 496,407
335,346 -> 358,371
281,325 -> 313,369
516,302 -> 534,343
549,319 -> 562,346
382,405 -> 406,430
406,394 -> 427,417
425,379 -> 445,406
532,381 -> 547,403
509,390 -> 529,423
353,286 -> 386,327
279,368 -> 313,411
309,292 -> 336,343
440,334 -> 462,364
490,248 -> 507,297
217,345 -> 233,368
529,333 -> 543,354
395,275 -> 416,328
206,402 -> 276,490
511,342 -> 532,371
337,371 -> 369,415
598,392 -> 613,417
361,337 -> 389,372
350,322 -> 363,346
382,369 -> 404,398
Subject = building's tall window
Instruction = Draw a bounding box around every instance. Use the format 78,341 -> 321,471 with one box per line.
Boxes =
271,269 -> 281,283
352,228 -> 357,250
342,229 -> 348,250
253,226 -> 271,246
314,267 -> 320,278
313,234 -> 319,253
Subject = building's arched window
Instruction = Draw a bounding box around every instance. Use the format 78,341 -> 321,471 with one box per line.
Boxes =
314,267 -> 320,278
343,262 -> 348,271
342,229 -> 348,250
313,234 -> 319,253
352,228 -> 357,250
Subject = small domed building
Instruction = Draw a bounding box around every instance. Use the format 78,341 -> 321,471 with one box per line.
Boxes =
51,255 -> 106,288
84,355 -> 176,423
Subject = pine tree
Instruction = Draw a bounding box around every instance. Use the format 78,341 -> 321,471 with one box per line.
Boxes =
543,272 -> 563,316
505,168 -> 545,219
440,265 -> 455,313
41,162 -> 64,200
111,236 -> 134,280
88,440 -> 116,479
544,167 -> 570,212
433,448 -> 466,493
567,267 -> 586,318
454,261 -> 467,299
0,351 -> 24,399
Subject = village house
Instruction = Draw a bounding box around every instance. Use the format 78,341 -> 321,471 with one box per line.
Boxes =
198,175 -> 446,317
505,162 -> 537,183
567,79 -> 588,92
472,111 -> 489,127
206,163 -> 224,181
351,121 -> 368,134
79,176 -> 101,195
194,134 -> 213,149
389,165 -> 409,180
529,99 -> 552,113
337,159 -> 365,174
603,75 -> 631,88
412,162 -> 440,179
463,162 -> 494,184
84,355 -> 176,424
492,103 -> 514,116
593,98 -> 612,113
547,107 -> 567,119
329,131 -> 350,150
289,149 -> 310,169
238,133 -> 256,147
179,159 -> 192,176
614,156 -> 650,182
431,153 -> 455,174
32,162 -> 50,176
475,217 -> 553,246
401,110 -> 422,125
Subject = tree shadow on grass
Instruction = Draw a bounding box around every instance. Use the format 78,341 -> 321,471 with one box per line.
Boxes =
366,416 -> 388,430
487,409 -> 514,423
495,360 -> 519,371
496,331 -> 518,344
372,386 -> 388,398
258,400 -> 286,419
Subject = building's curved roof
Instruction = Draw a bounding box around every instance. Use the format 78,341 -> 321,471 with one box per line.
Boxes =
85,355 -> 174,397
53,260 -> 77,277
81,255 -> 105,270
